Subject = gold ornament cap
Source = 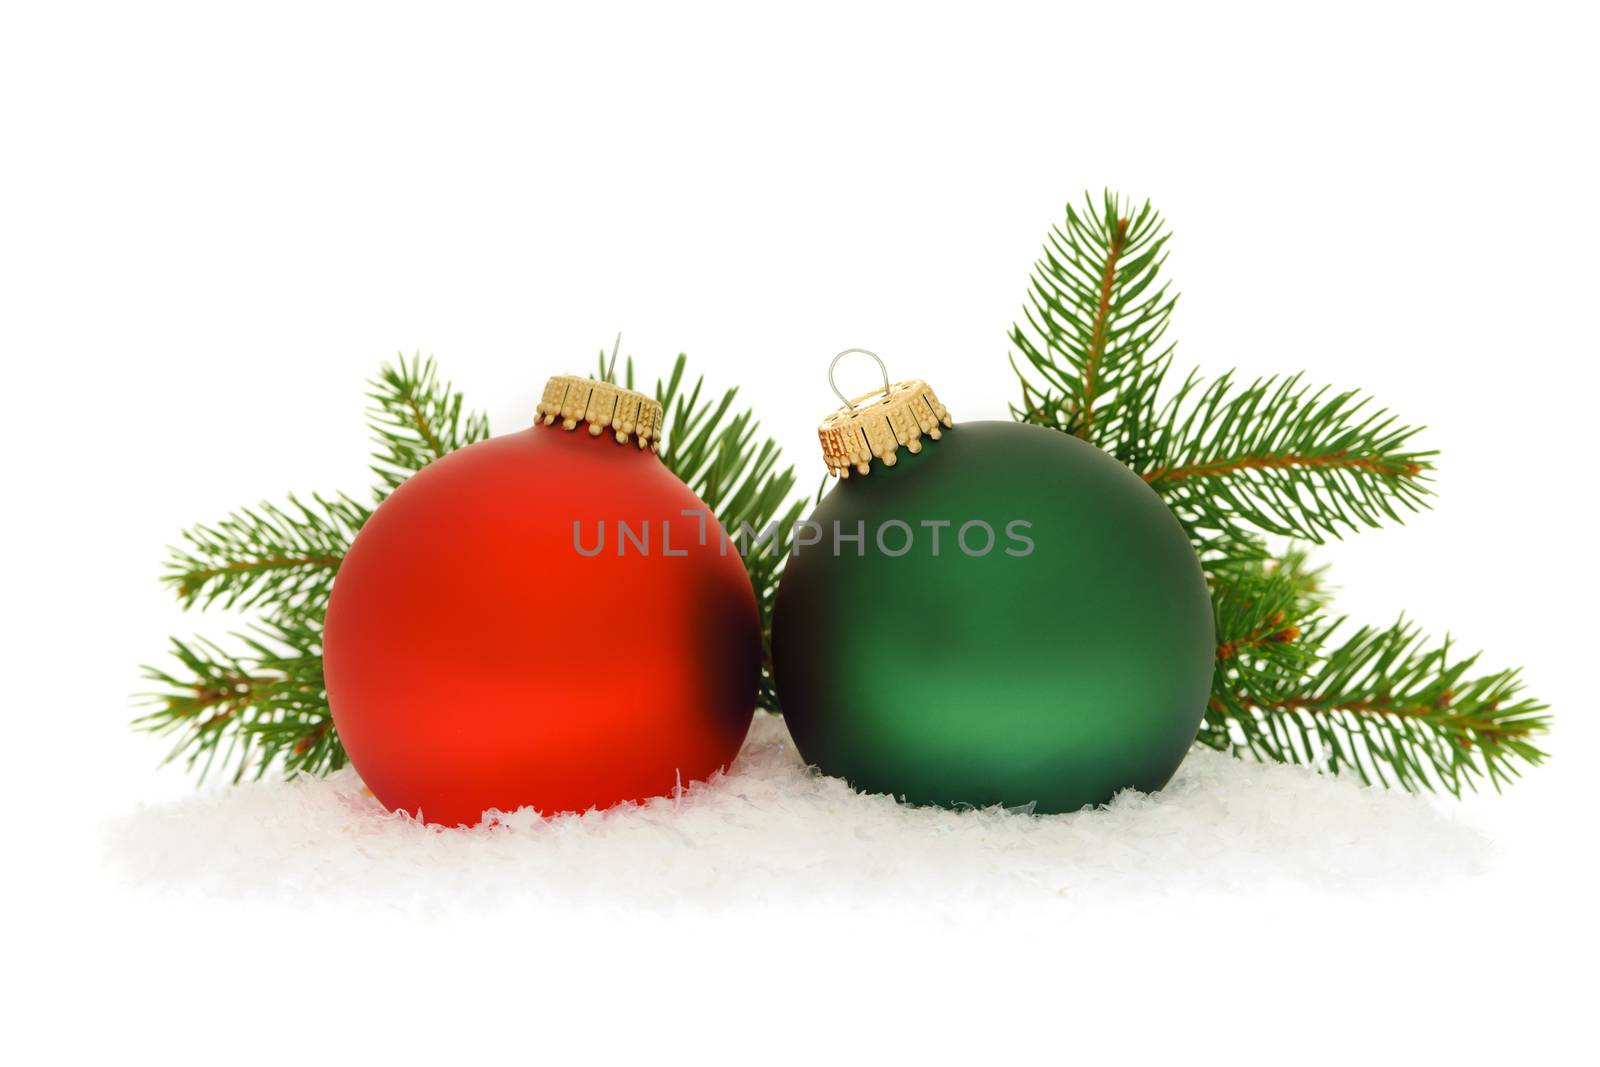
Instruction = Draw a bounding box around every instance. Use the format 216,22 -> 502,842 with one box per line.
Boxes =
536,375 -> 663,451
818,349 -> 953,477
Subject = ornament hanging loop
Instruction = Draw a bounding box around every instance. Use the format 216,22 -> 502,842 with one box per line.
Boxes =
816,353 -> 953,478
829,348 -> 891,410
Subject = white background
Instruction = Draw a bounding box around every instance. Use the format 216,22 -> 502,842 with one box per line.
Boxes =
4,1 -> 1596,1062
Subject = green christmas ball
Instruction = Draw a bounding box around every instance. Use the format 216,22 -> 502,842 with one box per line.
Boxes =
771,419 -> 1214,812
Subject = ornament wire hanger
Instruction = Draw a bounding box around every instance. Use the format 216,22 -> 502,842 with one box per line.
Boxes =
817,349 -> 952,476
829,348 -> 892,409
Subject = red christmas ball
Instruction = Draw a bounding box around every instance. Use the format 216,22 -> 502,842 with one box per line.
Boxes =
324,395 -> 760,826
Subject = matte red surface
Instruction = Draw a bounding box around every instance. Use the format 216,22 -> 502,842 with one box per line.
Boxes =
323,426 -> 760,826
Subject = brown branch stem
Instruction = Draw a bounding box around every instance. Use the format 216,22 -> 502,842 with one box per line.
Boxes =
175,554 -> 343,596
1219,692 -> 1535,743
404,389 -> 445,460
1144,450 -> 1423,485
1078,216 -> 1128,441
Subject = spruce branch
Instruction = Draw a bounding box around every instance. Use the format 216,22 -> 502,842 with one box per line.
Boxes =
367,353 -> 490,496
1211,551 -> 1322,670
1010,190 -> 1176,466
145,352 -> 487,783
162,492 -> 368,611
1010,189 -> 1548,793
1201,615 -> 1549,794
141,347 -> 810,786
1143,371 -> 1436,543
1010,196 -> 1435,546
136,610 -> 340,783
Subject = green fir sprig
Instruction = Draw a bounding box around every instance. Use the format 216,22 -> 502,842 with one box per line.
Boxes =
1013,190 -> 1548,793
136,613 -> 337,783
1143,370 -> 1435,543
139,351 -> 800,781
1009,196 -> 1176,464
367,355 -> 491,496
1204,615 -> 1549,794
161,493 -> 368,613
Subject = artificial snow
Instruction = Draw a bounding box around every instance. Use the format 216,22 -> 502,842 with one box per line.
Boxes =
106,712 -> 1488,908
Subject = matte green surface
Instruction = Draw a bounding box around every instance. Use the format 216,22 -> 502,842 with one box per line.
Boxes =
771,421 -> 1214,812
